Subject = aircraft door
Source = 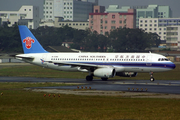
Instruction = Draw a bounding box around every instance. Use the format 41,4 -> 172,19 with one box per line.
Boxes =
146,55 -> 152,66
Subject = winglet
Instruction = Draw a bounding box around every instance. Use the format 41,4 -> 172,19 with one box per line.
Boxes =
18,25 -> 48,54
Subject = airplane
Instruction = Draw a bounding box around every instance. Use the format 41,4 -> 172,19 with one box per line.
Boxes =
16,25 -> 176,82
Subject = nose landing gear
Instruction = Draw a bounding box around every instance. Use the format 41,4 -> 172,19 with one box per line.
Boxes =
150,72 -> 154,82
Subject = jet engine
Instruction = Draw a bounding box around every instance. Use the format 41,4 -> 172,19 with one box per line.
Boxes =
94,68 -> 116,78
116,72 -> 137,77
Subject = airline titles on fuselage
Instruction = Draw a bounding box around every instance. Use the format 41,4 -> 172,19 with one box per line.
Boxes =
50,54 -> 148,62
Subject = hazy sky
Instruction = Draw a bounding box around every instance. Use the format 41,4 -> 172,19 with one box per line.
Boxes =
0,0 -> 180,18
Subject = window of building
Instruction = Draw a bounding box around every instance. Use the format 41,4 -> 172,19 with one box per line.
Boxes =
111,26 -> 116,29
111,20 -> 116,24
124,15 -> 126,19
24,9 -> 26,11
119,20 -> 122,24
112,15 -> 115,19
150,24 -> 152,27
119,15 -> 122,18
105,20 -> 107,24
105,26 -> 107,29
154,28 -> 156,30
149,28 -> 152,30
154,24 -> 157,27
145,20 -> 147,23
29,9 -> 31,11
91,15 -> 93,18
124,20 -> 126,24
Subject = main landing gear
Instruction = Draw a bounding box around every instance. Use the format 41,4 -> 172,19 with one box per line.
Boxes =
150,72 -> 155,82
86,75 -> 93,81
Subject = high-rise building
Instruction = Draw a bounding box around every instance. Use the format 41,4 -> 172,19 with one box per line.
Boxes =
43,0 -> 94,22
139,18 -> 180,41
166,26 -> 180,51
89,5 -> 136,35
0,5 -> 40,29
135,5 -> 172,28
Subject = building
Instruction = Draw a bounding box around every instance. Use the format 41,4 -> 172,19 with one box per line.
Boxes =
139,18 -> 180,41
166,26 -> 180,51
43,0 -> 95,22
40,17 -> 89,30
89,5 -> 136,34
54,17 -> 89,30
134,5 -> 172,28
0,5 -> 40,29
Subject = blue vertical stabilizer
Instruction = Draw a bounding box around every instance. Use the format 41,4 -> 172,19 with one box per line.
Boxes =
18,25 -> 48,54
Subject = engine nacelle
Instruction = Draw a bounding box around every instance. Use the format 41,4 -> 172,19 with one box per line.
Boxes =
94,68 -> 116,78
116,72 -> 137,77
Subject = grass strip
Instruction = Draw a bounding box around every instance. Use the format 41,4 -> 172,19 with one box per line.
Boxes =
0,82 -> 180,120
0,64 -> 180,80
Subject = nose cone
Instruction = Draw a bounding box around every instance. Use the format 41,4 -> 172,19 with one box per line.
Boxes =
170,62 -> 176,69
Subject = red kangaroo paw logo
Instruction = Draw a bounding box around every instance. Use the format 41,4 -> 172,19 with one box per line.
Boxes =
23,37 -> 35,49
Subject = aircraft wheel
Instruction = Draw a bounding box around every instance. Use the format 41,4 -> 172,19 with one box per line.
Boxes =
150,77 -> 155,82
86,75 -> 93,81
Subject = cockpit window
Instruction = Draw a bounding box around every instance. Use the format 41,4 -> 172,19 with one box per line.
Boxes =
158,58 -> 169,61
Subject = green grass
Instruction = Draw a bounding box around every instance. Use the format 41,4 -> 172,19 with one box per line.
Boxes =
0,82 -> 180,120
0,64 -> 180,119
0,64 -> 180,80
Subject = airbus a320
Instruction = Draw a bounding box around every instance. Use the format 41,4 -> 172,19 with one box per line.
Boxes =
16,25 -> 176,82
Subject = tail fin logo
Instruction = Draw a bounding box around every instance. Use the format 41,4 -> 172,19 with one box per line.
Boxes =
23,37 -> 35,49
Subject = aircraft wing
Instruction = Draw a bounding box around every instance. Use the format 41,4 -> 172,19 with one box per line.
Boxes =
48,61 -> 111,69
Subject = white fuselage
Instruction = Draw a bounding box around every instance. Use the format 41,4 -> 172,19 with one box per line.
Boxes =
16,52 -> 176,73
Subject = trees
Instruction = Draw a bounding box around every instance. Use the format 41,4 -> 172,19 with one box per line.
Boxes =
107,28 -> 159,52
0,25 -> 161,53
0,25 -> 22,53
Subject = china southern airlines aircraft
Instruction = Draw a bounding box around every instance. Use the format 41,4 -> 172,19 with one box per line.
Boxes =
16,25 -> 176,82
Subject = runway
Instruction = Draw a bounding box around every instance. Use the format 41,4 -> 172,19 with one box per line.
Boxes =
0,76 -> 180,94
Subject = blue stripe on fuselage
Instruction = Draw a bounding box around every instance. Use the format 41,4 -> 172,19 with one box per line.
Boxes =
69,62 -> 176,69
